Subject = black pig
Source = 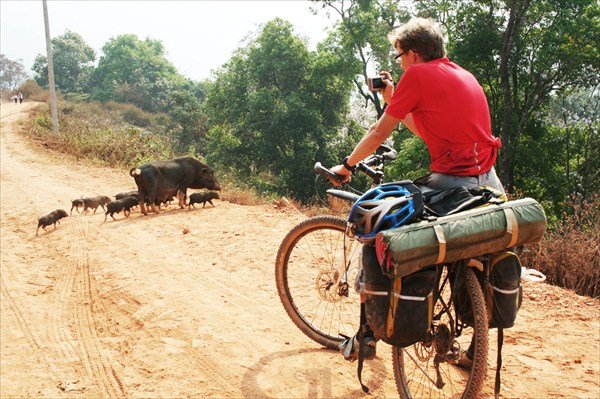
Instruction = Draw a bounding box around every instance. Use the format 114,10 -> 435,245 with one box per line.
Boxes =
36,209 -> 68,235
83,195 -> 112,214
189,192 -> 220,209
104,196 -> 140,222
130,157 -> 221,215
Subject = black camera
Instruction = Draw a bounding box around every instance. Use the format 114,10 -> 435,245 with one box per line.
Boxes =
367,76 -> 387,91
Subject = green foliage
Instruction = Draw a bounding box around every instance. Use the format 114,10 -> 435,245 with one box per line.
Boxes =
163,80 -> 210,154
34,112 -> 53,130
32,30 -> 96,93
511,87 -> 599,224
205,18 -> 355,202
90,34 -> 185,113
385,129 -> 430,181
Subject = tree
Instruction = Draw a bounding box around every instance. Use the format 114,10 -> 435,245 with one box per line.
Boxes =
495,0 -> 599,192
205,18 -> 356,201
90,34 -> 184,113
162,79 -> 211,154
550,88 -> 600,203
513,88 -> 599,223
31,30 -> 95,93
0,54 -> 28,91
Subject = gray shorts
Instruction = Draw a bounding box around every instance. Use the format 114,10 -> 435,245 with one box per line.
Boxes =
416,166 -> 505,194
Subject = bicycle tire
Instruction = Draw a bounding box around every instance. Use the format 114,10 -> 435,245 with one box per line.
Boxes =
275,215 -> 362,349
392,266 -> 488,399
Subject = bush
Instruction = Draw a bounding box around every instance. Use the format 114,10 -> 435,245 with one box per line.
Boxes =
521,195 -> 600,298
122,106 -> 152,127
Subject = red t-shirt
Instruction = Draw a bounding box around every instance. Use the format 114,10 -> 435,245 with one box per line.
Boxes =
385,58 -> 501,176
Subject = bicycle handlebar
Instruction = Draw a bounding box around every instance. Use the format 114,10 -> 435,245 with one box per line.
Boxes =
314,144 -> 397,185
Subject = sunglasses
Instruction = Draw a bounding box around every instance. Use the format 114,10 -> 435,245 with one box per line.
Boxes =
393,50 -> 409,63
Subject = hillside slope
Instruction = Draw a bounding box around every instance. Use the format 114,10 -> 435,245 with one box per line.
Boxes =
1,101 -> 598,398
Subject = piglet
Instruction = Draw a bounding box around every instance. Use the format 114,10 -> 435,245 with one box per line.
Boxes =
36,209 -> 68,236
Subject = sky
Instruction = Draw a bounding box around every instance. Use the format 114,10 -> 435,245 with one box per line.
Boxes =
0,0 -> 340,82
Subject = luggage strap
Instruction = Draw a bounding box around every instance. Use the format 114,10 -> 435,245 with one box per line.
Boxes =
431,207 -> 519,264
357,304 -> 369,393
433,224 -> 447,264
503,207 -> 519,247
495,328 -> 504,399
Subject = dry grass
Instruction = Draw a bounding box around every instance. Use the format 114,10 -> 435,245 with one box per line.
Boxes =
521,195 -> 600,298
220,186 -> 266,206
26,100 -> 176,168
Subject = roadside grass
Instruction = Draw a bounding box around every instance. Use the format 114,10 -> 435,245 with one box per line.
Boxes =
27,100 -> 175,168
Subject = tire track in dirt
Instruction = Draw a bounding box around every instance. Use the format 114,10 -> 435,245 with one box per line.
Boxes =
0,102 -> 113,396
67,215 -> 127,398
46,219 -> 82,364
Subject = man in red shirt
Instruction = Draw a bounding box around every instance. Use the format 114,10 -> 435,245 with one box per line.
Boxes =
332,17 -> 503,193
333,17 -> 503,364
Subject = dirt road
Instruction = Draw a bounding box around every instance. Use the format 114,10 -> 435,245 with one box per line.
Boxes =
1,102 -> 598,399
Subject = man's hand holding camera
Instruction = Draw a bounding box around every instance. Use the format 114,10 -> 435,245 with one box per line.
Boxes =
367,72 -> 395,103
368,72 -> 394,89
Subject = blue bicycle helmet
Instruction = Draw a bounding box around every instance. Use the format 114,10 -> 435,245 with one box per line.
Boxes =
348,182 -> 423,241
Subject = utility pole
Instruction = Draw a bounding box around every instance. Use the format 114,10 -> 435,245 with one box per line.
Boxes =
43,0 -> 59,134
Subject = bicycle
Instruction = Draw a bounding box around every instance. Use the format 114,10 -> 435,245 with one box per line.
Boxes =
275,145 -> 489,399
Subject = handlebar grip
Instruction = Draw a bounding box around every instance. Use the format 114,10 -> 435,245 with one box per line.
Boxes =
314,162 -> 346,183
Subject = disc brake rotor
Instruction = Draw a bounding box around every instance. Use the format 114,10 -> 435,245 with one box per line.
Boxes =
316,270 -> 348,302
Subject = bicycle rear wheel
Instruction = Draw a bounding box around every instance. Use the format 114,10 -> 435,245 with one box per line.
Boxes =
275,215 -> 362,349
392,265 -> 488,399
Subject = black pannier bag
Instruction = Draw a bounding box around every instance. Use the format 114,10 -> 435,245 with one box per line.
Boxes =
453,251 -> 523,329
487,251 -> 523,328
451,250 -> 524,399
362,245 -> 436,347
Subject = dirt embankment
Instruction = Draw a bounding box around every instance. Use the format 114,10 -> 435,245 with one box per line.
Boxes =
1,101 -> 598,399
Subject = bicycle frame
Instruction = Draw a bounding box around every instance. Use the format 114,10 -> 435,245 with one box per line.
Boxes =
330,231 -> 361,297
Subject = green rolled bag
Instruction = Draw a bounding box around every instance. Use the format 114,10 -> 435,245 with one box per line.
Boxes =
375,198 -> 547,278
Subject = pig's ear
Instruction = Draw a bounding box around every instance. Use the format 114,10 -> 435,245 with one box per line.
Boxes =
201,168 -> 208,175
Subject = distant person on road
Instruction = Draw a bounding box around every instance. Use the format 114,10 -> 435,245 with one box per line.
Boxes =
11,94 -> 18,104
18,92 -> 23,104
